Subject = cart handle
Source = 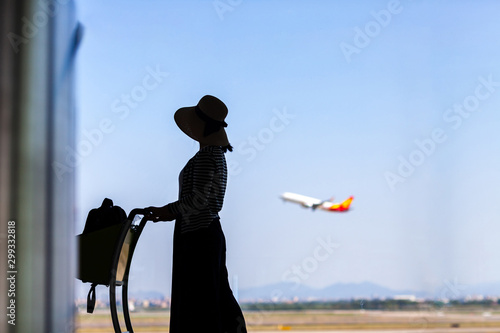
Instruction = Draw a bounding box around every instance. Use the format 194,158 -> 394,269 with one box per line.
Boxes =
127,208 -> 151,221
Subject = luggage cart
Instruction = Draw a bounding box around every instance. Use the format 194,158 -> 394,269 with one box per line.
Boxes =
78,208 -> 149,333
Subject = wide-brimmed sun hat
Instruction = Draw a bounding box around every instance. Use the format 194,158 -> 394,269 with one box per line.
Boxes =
174,95 -> 229,146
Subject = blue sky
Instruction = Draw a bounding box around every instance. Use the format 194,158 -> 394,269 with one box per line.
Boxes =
73,0 -> 500,298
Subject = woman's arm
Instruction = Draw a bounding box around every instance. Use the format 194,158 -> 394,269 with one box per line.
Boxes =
145,205 -> 176,222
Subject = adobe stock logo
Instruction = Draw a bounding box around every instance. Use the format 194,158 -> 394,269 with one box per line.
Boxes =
7,0 -> 71,54
212,0 -> 243,21
228,107 -> 295,176
440,278 -> 466,301
281,236 -> 340,290
339,0 -> 411,63
384,75 -> 499,191
52,65 -> 169,182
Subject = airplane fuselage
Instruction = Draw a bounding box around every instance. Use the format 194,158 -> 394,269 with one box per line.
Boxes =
281,192 -> 353,212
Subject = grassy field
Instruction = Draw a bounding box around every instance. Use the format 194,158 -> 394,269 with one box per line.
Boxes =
76,308 -> 500,332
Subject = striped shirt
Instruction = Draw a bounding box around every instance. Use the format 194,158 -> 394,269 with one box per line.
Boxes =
167,146 -> 227,233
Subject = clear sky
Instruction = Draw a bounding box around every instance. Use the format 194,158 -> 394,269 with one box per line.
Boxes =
73,0 -> 500,299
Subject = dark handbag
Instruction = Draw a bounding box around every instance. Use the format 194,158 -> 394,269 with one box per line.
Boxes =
82,198 -> 127,234
78,198 -> 128,313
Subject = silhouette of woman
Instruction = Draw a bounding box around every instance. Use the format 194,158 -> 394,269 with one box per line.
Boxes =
146,95 -> 247,333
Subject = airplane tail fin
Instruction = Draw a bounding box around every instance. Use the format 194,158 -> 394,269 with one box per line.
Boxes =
341,196 -> 354,210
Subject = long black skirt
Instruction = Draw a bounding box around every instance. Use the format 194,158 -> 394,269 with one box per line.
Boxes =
169,217 -> 247,333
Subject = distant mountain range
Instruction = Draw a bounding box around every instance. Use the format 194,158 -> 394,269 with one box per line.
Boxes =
77,280 -> 500,302
238,281 -> 427,301
238,281 -> 500,302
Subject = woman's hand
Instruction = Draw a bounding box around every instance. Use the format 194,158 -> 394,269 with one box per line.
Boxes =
145,205 -> 176,222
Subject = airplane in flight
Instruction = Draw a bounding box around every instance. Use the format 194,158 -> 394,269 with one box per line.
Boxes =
281,192 -> 354,212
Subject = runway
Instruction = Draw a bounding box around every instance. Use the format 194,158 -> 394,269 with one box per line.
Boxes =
76,309 -> 500,332
253,329 -> 500,333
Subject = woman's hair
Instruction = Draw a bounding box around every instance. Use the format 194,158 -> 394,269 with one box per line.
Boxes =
221,144 -> 233,153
